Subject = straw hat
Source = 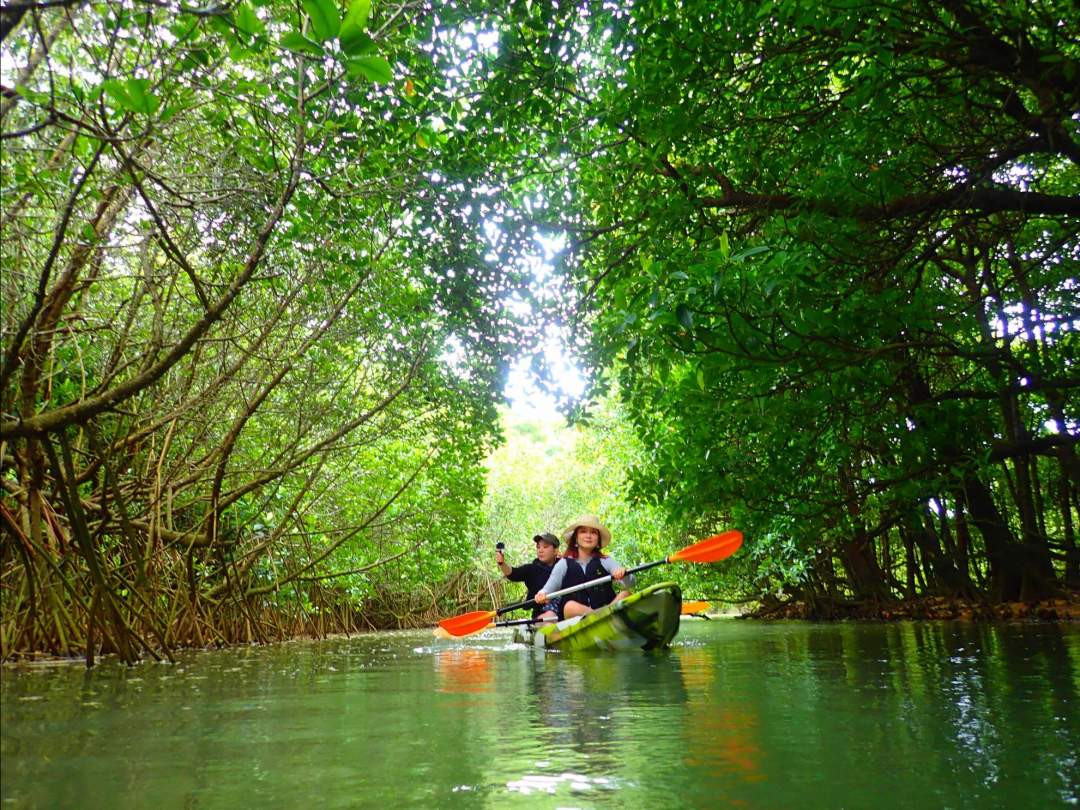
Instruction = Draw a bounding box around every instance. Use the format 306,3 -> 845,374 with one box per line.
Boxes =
562,514 -> 611,548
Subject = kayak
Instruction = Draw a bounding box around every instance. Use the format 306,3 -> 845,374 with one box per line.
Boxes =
513,581 -> 682,651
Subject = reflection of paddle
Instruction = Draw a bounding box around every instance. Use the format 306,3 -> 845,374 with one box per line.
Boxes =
434,649 -> 493,694
437,530 -> 743,638
681,601 -> 711,616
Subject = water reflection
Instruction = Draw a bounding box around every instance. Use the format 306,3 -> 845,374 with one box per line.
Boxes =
2,623 -> 1077,808
676,644 -> 764,784
505,770 -> 620,796
433,648 -> 493,695
527,652 -> 634,774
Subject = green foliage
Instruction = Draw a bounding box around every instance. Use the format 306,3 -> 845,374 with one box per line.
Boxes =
444,0 -> 1079,604
0,0 -> 537,656
2,0 -> 1076,662
479,396 -> 734,603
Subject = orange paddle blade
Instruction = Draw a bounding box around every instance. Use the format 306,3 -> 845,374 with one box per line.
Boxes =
668,530 -> 743,563
681,601 -> 711,615
434,622 -> 493,639
436,610 -> 497,638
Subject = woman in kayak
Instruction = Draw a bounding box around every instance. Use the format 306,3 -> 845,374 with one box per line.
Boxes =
534,515 -> 634,619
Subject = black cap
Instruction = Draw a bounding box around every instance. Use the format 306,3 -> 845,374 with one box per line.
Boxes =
533,532 -> 559,547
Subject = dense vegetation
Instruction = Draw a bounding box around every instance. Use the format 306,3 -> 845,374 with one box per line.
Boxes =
460,0 -> 1078,612
479,399 -> 679,608
0,0 -> 531,661
1,0 -> 1077,661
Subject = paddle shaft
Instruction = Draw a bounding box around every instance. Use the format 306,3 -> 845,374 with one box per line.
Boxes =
495,557 -> 668,617
495,616 -> 556,628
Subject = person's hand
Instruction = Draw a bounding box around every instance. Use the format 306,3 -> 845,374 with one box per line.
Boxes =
495,549 -> 504,565
535,591 -> 548,605
612,567 -> 626,580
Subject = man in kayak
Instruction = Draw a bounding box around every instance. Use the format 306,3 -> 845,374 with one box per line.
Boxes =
495,532 -> 560,621
534,515 -> 634,619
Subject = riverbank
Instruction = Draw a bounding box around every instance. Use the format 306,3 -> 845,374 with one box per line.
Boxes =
743,592 -> 1080,621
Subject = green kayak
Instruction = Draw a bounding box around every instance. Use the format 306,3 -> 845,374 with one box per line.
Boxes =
513,581 -> 682,651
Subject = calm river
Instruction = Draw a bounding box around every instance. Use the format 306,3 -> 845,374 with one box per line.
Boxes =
2,620 -> 1077,808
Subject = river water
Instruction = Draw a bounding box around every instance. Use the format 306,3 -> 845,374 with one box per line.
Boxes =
2,620 -> 1077,809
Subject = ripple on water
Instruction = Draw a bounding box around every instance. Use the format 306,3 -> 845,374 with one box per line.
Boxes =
506,771 -> 621,796
2,622 -> 1077,809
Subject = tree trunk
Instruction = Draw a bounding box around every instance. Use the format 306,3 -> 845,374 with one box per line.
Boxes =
961,472 -> 1025,601
913,510 -> 978,598
1061,464 -> 1079,589
839,526 -> 891,601
902,526 -> 917,598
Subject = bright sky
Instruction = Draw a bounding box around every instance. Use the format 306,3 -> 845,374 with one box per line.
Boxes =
502,230 -> 587,419
504,352 -> 586,419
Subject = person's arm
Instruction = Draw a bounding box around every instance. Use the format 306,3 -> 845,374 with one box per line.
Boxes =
534,559 -> 567,604
602,557 -> 634,587
495,548 -> 512,577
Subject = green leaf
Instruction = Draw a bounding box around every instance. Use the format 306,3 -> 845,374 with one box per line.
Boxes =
730,245 -> 770,261
170,18 -> 200,41
233,2 -> 264,37
719,231 -> 731,259
179,47 -> 213,71
101,79 -> 133,111
340,0 -> 372,53
281,31 -> 325,56
101,78 -> 159,114
159,89 -> 193,123
340,30 -> 376,56
347,55 -> 392,83
125,78 -> 160,114
302,0 -> 340,41
208,14 -> 237,42
15,84 -> 47,103
676,303 -> 693,330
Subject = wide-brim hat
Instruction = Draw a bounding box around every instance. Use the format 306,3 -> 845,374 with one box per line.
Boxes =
533,532 -> 559,547
562,514 -> 611,548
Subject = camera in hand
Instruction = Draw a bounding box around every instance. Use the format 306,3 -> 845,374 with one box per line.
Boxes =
495,542 -> 505,551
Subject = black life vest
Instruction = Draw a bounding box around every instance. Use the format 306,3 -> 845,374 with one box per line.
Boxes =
561,555 -> 616,610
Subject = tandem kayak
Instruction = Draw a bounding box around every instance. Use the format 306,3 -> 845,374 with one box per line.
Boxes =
512,581 -> 682,651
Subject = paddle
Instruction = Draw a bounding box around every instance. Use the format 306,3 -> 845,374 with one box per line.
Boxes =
437,530 -> 743,638
494,616 -> 554,628
432,615 -> 555,639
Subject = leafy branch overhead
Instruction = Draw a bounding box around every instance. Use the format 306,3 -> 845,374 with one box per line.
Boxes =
0,0 -> 1077,663
0,0 -> 528,660
449,0 -> 1079,606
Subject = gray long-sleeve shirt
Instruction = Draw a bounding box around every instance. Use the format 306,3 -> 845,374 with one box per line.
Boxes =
539,556 -> 635,595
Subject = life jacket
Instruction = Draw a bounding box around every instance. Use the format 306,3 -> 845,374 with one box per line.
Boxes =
522,560 -> 555,618
561,555 -> 616,610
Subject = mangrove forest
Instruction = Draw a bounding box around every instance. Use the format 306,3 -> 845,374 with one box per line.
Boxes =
1,0 -> 1078,663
